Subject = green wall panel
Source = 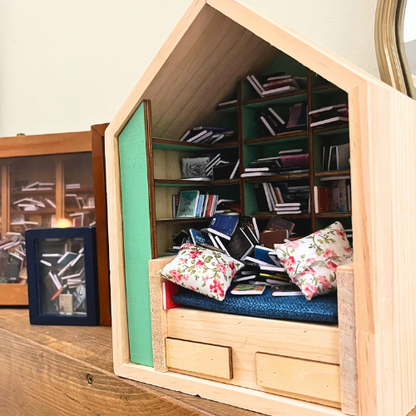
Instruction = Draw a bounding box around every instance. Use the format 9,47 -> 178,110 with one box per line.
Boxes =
118,103 -> 153,366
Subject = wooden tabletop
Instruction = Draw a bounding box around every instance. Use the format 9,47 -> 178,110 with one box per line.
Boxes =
0,308 -> 259,416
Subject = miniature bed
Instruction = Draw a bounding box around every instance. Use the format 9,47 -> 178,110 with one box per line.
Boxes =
149,256 -> 356,413
105,0 -> 416,415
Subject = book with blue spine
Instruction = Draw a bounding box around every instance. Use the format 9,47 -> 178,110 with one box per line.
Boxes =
207,214 -> 239,240
195,195 -> 205,217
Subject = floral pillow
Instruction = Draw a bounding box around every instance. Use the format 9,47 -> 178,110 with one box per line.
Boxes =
274,222 -> 352,279
292,254 -> 353,300
159,243 -> 244,301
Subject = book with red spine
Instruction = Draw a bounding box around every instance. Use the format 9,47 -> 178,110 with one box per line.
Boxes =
162,281 -> 180,310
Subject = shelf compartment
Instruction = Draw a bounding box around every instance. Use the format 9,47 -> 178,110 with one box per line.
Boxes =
244,173 -> 309,182
154,179 -> 240,187
253,213 -> 311,220
244,130 -> 308,146
311,84 -> 338,94
243,90 -> 307,109
312,124 -> 349,136
156,217 -> 210,225
316,212 -> 352,218
11,209 -> 56,215
315,169 -> 350,177
153,138 -> 239,151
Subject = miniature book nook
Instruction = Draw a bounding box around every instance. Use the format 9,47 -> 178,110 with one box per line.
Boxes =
105,1 -> 416,415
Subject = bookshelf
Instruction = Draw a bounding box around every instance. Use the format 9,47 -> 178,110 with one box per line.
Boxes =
144,66 -> 351,258
105,1 -> 416,415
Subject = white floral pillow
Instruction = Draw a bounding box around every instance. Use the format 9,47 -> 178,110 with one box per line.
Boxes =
292,254 -> 353,300
274,222 -> 352,279
159,243 -> 244,301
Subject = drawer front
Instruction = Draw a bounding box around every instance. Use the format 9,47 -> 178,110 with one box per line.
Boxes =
256,353 -> 341,404
166,338 -> 232,379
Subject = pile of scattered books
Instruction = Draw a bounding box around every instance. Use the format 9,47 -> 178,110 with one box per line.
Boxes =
309,104 -> 348,128
252,182 -> 309,214
39,246 -> 87,316
255,103 -> 307,137
13,196 -> 56,212
163,216 -> 305,298
247,73 -> 306,98
241,150 -> 309,178
172,190 -> 241,218
314,176 -> 351,213
181,155 -> 239,181
20,182 -> 55,191
179,126 -> 235,145
0,234 -> 26,284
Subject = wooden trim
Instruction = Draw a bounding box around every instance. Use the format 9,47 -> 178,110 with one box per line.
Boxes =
91,123 -> 111,326
144,101 -> 158,259
55,159 -> 65,220
116,362 -> 343,416
337,263 -> 358,416
307,69 -> 316,232
0,131 -> 92,158
105,126 -> 130,370
1,163 -> 10,238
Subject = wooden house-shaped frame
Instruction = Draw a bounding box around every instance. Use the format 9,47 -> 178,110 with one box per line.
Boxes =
105,1 -> 416,415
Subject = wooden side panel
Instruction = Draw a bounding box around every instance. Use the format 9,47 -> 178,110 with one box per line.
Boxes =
0,284 -> 28,305
0,131 -> 91,157
118,103 -> 153,367
337,263 -> 358,416
256,353 -> 341,406
149,257 -> 173,372
55,159 -> 65,220
350,82 -> 416,416
1,163 -> 10,238
166,338 -> 232,380
91,124 -> 111,326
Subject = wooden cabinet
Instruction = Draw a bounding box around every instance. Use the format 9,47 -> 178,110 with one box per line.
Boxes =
0,127 -> 111,326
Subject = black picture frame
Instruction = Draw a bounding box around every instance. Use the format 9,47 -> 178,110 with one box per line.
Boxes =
26,226 -> 99,325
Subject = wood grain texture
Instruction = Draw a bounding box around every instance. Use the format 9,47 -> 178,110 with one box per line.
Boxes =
256,353 -> 341,406
55,158 -> 65,220
1,163 -> 10,238
0,284 -> 28,305
91,123 -> 111,326
350,81 -> 416,416
337,263 -> 358,416
0,131 -> 92,157
166,338 -> 232,379
0,309 -> 263,416
149,257 -> 171,372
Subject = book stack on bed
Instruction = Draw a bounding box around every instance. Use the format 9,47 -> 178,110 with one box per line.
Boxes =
163,215 -> 303,297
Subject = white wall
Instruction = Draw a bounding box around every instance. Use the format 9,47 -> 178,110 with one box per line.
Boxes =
0,0 -> 379,137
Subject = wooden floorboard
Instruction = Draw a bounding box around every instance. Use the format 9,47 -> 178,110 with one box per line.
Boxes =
0,308 -> 259,416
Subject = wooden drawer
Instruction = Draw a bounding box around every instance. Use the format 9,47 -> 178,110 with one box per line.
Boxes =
256,353 -> 341,405
166,338 -> 233,379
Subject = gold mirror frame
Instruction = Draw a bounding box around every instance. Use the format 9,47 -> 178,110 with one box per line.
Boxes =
375,0 -> 416,99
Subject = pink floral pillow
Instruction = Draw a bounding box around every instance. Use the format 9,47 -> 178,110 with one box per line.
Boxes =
159,243 -> 244,301
292,254 -> 353,300
274,222 -> 352,280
